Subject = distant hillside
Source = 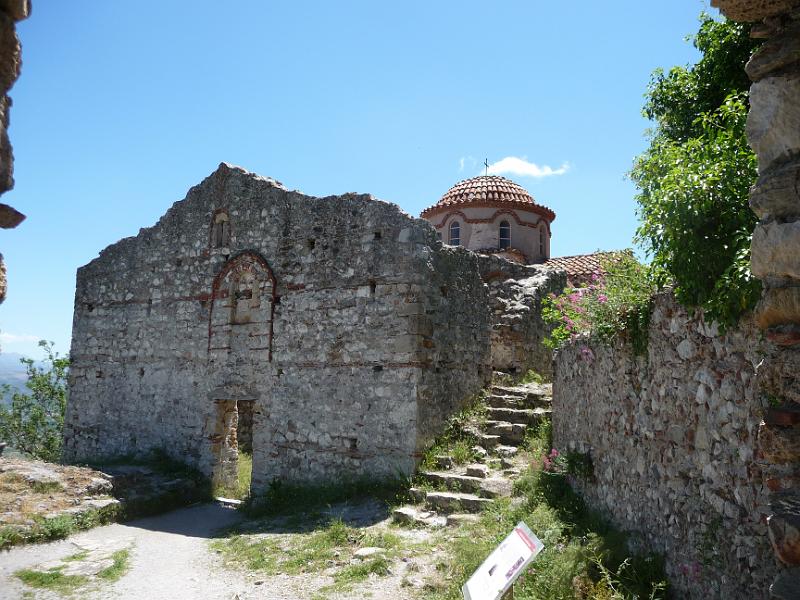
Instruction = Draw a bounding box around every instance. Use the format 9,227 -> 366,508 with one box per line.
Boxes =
0,352 -> 33,403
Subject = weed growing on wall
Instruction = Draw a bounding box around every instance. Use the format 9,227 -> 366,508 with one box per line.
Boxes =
543,252 -> 655,355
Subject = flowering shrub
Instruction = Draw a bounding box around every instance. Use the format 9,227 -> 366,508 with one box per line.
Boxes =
543,251 -> 656,355
540,447 -> 594,480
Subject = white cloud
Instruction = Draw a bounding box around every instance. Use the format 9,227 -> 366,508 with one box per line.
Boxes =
0,332 -> 40,344
458,156 -> 477,173
485,156 -> 569,178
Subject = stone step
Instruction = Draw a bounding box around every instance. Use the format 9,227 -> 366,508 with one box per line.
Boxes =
392,505 -> 446,528
446,513 -> 480,527
491,383 -> 552,398
419,471 -> 511,499
484,420 -> 527,445
494,445 -> 519,458
487,407 -> 549,425
420,471 -> 483,495
474,433 -> 501,449
486,394 -> 551,410
423,490 -> 492,514
434,455 -> 455,470
466,463 -> 489,479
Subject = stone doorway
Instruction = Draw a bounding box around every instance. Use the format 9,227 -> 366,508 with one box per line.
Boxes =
210,399 -> 254,495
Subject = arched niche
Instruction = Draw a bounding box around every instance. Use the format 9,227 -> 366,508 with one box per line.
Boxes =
208,251 -> 276,361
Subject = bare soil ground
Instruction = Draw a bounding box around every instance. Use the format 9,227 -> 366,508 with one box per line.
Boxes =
0,499 -> 453,600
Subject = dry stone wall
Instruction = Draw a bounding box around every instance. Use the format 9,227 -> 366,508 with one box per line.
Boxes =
64,164 -> 514,491
553,293 -> 777,598
0,0 -> 30,303
477,255 -> 566,377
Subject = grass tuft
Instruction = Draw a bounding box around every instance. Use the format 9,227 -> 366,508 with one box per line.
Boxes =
97,549 -> 131,581
15,568 -> 89,594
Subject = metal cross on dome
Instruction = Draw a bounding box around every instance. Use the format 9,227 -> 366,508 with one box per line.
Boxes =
484,158 -> 489,176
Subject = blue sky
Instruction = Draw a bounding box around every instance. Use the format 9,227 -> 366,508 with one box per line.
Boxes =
1,1 -> 714,358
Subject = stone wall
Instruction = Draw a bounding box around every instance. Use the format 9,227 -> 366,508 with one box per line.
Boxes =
553,293 -> 777,598
64,163 -> 501,491
477,255 -> 565,378
0,0 -> 30,303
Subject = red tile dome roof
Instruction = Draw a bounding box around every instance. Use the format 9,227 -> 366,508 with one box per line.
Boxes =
421,175 -> 555,221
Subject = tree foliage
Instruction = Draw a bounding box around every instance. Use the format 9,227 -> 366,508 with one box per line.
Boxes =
0,341 -> 69,462
631,15 -> 761,329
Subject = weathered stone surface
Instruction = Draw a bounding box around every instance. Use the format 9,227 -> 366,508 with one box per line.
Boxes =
478,257 -> 565,376
769,492 -> 800,565
747,22 -> 800,82
553,292 -> 776,598
712,0 -> 800,22
755,286 -> 800,329
0,0 -> 31,22
752,221 -> 800,280
770,568 -> 800,599
748,77 -> 800,174
64,163 -> 563,491
760,422 -> 800,463
0,202 -> 23,227
750,160 -> 800,219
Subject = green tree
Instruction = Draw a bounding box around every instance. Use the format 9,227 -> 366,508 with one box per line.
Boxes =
0,341 -> 69,462
631,15 -> 761,328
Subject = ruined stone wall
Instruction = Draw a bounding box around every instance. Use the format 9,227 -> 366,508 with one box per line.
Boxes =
553,293 -> 777,598
64,163 -> 492,491
0,0 -> 30,303
477,255 -> 566,378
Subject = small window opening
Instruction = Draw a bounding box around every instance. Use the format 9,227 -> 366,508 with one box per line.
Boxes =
499,220 -> 511,250
373,365 -> 383,373
212,212 -> 231,248
369,280 -> 377,297
449,221 -> 461,246
440,286 -> 448,297
307,238 -> 316,250
374,231 -> 382,240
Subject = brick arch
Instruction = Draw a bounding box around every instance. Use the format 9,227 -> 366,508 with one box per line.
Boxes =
207,250 -> 277,360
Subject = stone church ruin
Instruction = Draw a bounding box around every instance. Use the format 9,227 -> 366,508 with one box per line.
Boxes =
64,163 -> 565,492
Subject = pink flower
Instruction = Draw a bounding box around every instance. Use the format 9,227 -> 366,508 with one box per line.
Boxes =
579,346 -> 595,362
591,272 -> 600,282
597,294 -> 608,304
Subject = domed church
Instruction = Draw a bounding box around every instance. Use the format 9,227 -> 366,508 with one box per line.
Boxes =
420,175 -> 555,264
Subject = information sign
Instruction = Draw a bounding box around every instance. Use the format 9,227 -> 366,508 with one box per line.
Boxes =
462,521 -> 544,600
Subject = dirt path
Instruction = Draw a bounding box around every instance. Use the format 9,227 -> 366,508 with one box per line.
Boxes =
0,500 -> 442,600
0,503 -> 264,600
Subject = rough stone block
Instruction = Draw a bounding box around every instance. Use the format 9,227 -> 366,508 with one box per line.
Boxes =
752,220 -> 800,280
750,159 -> 800,219
755,287 -> 800,329
748,76 -> 800,173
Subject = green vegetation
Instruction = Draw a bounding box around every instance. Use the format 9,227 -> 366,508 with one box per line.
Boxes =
518,369 -> 545,385
213,517 -> 417,594
0,504 -> 119,550
15,567 -> 89,595
428,420 -> 668,600
543,253 -> 655,355
15,547 -> 130,595
631,15 -> 760,329
97,549 -> 131,582
0,341 -> 69,461
214,452 -> 253,500
419,396 -> 487,471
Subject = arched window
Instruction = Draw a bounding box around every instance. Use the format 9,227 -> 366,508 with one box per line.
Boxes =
449,221 -> 461,246
212,211 -> 230,248
499,220 -> 511,249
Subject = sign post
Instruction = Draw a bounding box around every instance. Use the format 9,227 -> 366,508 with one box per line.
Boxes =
462,521 -> 544,600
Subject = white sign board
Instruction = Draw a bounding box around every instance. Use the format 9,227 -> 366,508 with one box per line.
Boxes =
462,521 -> 544,600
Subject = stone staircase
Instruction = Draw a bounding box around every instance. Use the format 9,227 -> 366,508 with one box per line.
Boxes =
393,381 -> 552,527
